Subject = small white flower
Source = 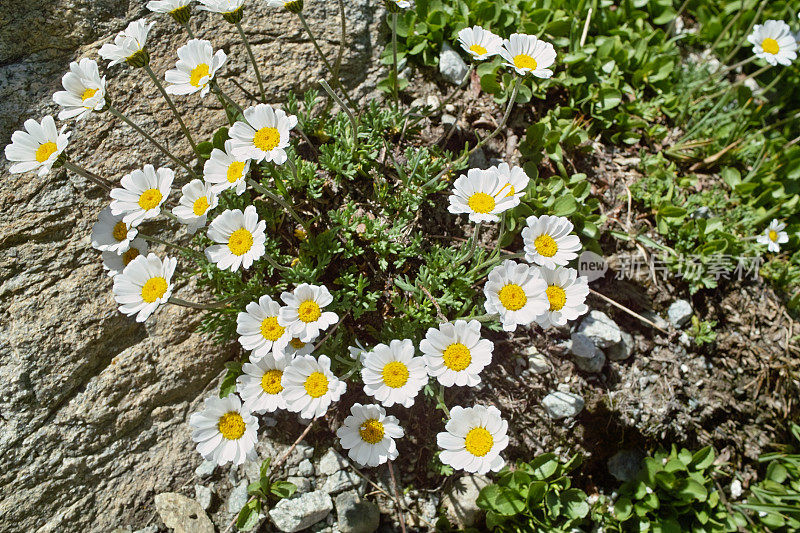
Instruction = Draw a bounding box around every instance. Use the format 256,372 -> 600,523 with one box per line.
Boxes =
197,0 -> 244,13
457,26 -> 503,61
110,164 -> 174,227
390,0 -> 413,9
99,19 -> 154,66
499,33 -> 557,78
112,253 -> 176,322
747,20 -> 798,66
437,405 -> 509,475
336,403 -> 404,467
236,295 -> 290,361
361,339 -> 428,408
189,394 -> 259,466
448,168 -> 520,223
282,354 -> 346,419
229,104 -> 298,165
236,353 -> 289,414
165,39 -> 227,97
52,58 -> 106,121
203,139 -> 251,195
492,162 -> 530,201
420,320 -> 493,388
522,215 -> 582,268
756,219 -> 789,252
172,179 -> 219,234
147,0 -> 192,13
483,260 -> 549,332
533,267 -> 589,328
277,284 -> 339,343
276,336 -> 315,359
4,115 -> 70,176
101,237 -> 149,277
91,206 -> 139,253
205,205 -> 266,272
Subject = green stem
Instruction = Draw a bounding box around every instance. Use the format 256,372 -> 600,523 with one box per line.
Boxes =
297,12 -> 357,109
62,160 -> 114,191
263,251 -> 293,273
234,21 -> 267,102
182,22 -> 195,38
138,233 -> 203,258
247,178 -> 309,231
211,79 -> 244,117
467,251 -> 526,277
391,12 -> 399,110
456,222 -> 482,267
168,296 -> 229,310
318,79 -> 358,155
435,384 -> 450,418
143,64 -> 200,156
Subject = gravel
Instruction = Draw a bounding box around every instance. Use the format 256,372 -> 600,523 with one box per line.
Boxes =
668,299 -> 693,327
542,391 -> 585,419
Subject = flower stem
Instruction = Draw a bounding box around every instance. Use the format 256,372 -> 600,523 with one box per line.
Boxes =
233,21 -> 267,103
62,160 -> 114,191
435,384 -> 450,417
391,12 -> 400,110
143,64 -> 200,156
467,251 -> 526,276
387,460 -> 408,533
182,22 -> 195,38
247,178 -> 309,231
168,296 -> 229,310
456,222 -> 482,267
138,233 -> 203,258
318,79 -> 358,154
297,12 -> 357,109
107,105 -> 197,178
211,79 -> 244,117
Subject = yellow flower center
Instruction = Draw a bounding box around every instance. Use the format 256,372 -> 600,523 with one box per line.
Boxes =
35,142 -> 58,163
138,188 -> 163,210
290,337 -> 305,349
304,371 -> 329,398
141,276 -> 168,303
382,361 -> 410,388
253,127 -> 281,152
762,38 -> 780,55
464,427 -> 494,457
768,230 -> 779,242
546,285 -> 567,311
260,316 -> 285,341
112,221 -> 129,242
227,161 -> 246,183
513,54 -> 538,70
81,87 -> 98,101
359,418 -> 385,444
227,228 -> 254,256
122,247 -> 140,266
467,192 -> 495,214
218,411 -> 246,440
192,196 -> 210,216
498,283 -> 527,311
297,300 -> 322,323
190,63 -> 210,87
261,369 -> 284,395
442,343 -> 472,371
534,234 -> 558,257
469,44 -> 488,55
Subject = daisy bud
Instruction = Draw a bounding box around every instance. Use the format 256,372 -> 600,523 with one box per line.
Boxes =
284,0 -> 303,14
147,0 -> 193,24
222,6 -> 244,24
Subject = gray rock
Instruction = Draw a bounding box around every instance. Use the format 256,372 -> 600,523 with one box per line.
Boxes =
195,460 -> 217,479
577,310 -> 622,348
607,450 -> 645,482
642,310 -> 670,330
573,349 -> 606,373
569,332 -> 598,358
668,300 -> 693,327
154,492 -> 214,533
297,458 -> 315,477
441,475 -> 490,529
607,331 -> 634,361
335,490 -> 380,533
227,481 -> 249,515
194,484 -> 214,511
287,476 -> 314,493
321,470 -> 362,495
133,526 -> 158,533
439,42 -> 469,84
441,113 -> 457,126
269,490 -> 334,533
528,354 -> 551,374
542,392 -> 585,419
318,449 -> 348,476
468,147 -> 488,169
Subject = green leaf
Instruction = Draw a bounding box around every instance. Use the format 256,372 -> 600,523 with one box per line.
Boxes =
598,88 -> 622,110
675,478 -> 708,502
560,488 -> 589,519
614,497 -> 633,521
197,141 -> 214,159
219,362 -> 243,397
260,458 -> 272,480
236,499 -> 261,531
552,195 -> 577,217
658,205 -> 687,218
212,127 -> 229,150
689,446 -> 716,471
476,485 -> 526,516
528,453 -> 559,480
271,480 -> 297,500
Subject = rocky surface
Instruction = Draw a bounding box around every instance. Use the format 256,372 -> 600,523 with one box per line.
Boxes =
0,1 -> 383,531
441,474 -> 490,529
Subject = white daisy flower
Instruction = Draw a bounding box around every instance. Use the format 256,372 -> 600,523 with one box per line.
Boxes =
448,168 -> 520,223
756,219 -> 789,252
229,104 -> 298,165
205,205 -> 266,272
91,207 -> 139,253
236,353 -> 289,414
361,339 -> 428,408
52,58 -> 106,121
236,295 -> 291,361
112,253 -> 176,322
282,354 -> 346,419
386,0 -> 413,12
264,0 -> 303,12
98,19 -> 154,67
165,39 -> 227,97
4,115 -> 70,176
533,266 -> 589,328
493,162 -> 530,201
521,215 -> 582,268
172,179 -> 219,234
110,165 -> 174,227
203,139 -> 251,195
457,26 -> 503,61
437,405 -> 509,475
101,237 -> 149,277
420,320 -> 493,388
348,339 -> 369,362
277,284 -> 339,343
277,336 -> 315,359
747,20 -> 798,67
336,403 -> 404,467
483,260 -> 549,332
147,0 -> 192,13
197,0 -> 244,14
499,33 -> 557,78
189,394 -> 259,466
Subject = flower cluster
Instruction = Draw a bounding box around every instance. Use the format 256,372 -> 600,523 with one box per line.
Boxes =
457,25 -> 557,78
